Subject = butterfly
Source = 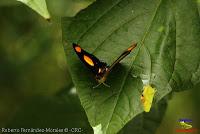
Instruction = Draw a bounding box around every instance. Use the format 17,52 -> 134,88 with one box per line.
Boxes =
73,43 -> 137,88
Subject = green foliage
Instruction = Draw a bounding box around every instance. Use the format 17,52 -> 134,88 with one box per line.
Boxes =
0,0 -> 199,134
16,0 -> 96,19
62,0 -> 200,133
119,98 -> 168,134
17,0 -> 50,19
7,94 -> 93,133
47,0 -> 95,17
0,3 -> 72,128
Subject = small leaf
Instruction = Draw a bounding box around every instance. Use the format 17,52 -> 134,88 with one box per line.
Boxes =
17,0 -> 50,20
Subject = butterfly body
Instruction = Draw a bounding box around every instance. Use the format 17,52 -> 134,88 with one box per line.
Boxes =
73,43 -> 137,88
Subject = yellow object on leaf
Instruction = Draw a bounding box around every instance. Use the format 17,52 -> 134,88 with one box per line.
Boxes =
141,85 -> 156,112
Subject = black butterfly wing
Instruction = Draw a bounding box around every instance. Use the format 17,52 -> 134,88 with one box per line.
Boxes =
107,43 -> 137,72
73,43 -> 107,75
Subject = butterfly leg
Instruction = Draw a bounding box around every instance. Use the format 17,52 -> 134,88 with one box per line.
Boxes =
93,83 -> 102,88
93,82 -> 110,88
103,82 -> 110,88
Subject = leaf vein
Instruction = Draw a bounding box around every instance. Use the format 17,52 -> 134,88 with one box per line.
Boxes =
106,0 -> 162,132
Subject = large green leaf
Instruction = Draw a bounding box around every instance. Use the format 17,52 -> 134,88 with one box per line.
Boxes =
62,0 -> 200,133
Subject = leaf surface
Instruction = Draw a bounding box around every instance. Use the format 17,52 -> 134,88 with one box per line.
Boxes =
119,98 -> 168,134
62,0 -> 200,133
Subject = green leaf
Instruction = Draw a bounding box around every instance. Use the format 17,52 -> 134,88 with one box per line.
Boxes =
46,0 -> 96,17
17,0 -> 50,20
169,0 -> 200,91
119,98 -> 168,134
62,0 -> 200,133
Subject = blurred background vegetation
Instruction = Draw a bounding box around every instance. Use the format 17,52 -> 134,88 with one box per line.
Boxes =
0,0 -> 199,134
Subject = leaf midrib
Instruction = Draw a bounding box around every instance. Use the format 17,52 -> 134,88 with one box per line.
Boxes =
105,0 -> 162,133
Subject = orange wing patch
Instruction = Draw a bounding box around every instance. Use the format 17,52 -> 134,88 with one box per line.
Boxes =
75,46 -> 81,53
84,55 -> 94,66
127,43 -> 137,52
